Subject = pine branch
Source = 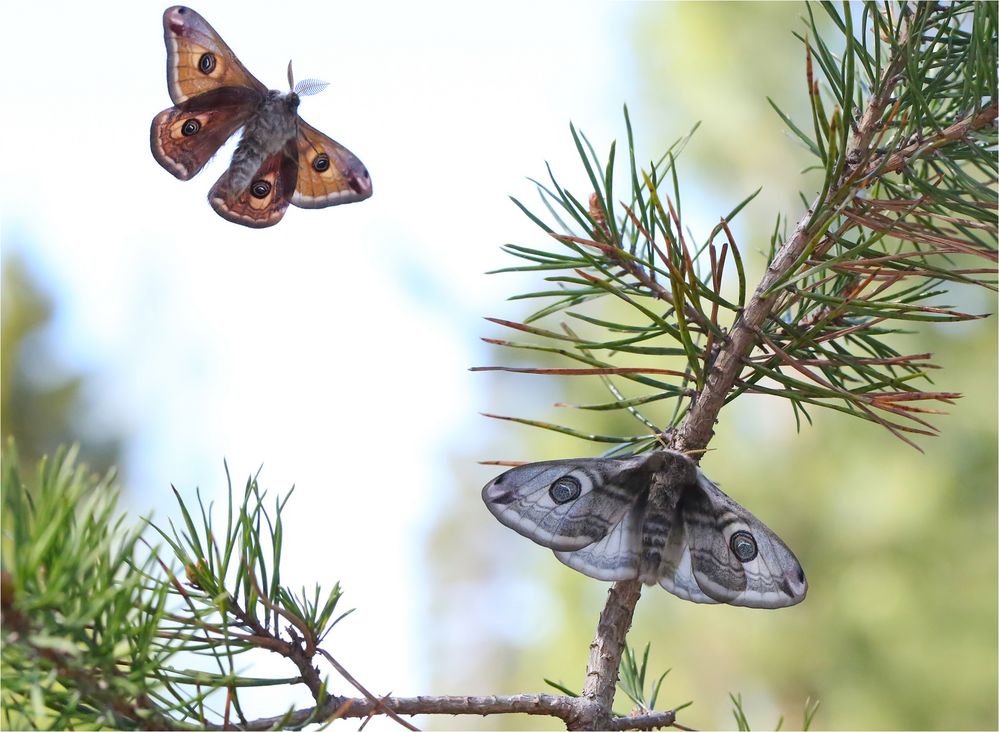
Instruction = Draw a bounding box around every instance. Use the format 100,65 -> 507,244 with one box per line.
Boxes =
576,581 -> 646,729
476,3 -> 996,729
856,101 -> 998,180
485,5 -> 995,457
573,5 -> 997,726
223,693 -> 680,731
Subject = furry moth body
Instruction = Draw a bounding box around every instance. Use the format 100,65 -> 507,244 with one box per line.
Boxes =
482,450 -> 807,608
150,6 -> 372,228
218,90 -> 300,198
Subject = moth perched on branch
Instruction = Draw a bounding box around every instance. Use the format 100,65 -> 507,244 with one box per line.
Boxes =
482,449 -> 807,608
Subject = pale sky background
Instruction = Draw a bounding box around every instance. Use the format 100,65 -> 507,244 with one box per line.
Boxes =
5,3 -> 998,730
0,0 -> 672,726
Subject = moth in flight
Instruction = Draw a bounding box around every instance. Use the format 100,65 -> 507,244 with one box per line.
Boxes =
151,6 -> 372,227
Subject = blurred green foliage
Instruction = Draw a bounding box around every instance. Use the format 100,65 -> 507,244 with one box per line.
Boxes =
426,4 -> 997,730
632,3 -> 820,225
1,254 -> 120,474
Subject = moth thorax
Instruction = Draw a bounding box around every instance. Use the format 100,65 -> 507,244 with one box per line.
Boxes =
249,91 -> 300,150
647,450 -> 698,487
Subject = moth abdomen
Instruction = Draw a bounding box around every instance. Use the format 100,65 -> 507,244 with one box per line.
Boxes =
637,510 -> 673,583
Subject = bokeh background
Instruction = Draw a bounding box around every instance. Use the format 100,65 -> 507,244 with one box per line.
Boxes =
2,2 -> 995,730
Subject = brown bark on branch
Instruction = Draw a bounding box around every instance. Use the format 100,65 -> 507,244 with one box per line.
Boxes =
227,693 -> 679,731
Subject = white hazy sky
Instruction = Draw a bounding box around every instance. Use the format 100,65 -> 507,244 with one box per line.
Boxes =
0,0 -> 662,726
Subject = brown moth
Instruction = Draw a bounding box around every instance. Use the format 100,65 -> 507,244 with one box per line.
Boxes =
150,6 -> 372,228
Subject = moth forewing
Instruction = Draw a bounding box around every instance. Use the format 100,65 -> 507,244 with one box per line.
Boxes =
481,456 -> 650,551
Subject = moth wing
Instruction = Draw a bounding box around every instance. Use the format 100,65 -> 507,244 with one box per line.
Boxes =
291,119 -> 373,208
668,473 -> 807,608
482,456 -> 651,552
554,503 -> 645,580
162,6 -> 267,104
151,88 -> 259,180
208,140 -> 298,228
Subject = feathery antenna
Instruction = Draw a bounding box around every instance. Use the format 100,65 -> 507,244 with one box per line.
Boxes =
287,58 -> 329,97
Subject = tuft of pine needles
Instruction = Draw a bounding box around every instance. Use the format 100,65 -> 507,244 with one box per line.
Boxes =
477,2 -> 997,453
1,444 -> 173,729
729,691 -> 820,732
0,447 -> 368,730
144,464 -> 354,728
